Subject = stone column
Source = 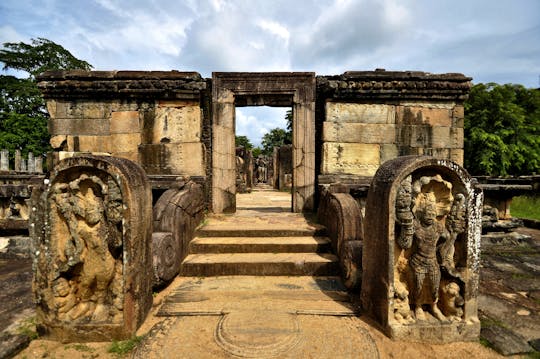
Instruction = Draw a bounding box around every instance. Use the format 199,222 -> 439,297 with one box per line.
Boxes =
15,150 -> 22,172
212,89 -> 236,213
28,152 -> 35,173
20,159 -> 27,172
35,157 -> 43,173
31,155 -> 153,342
292,101 -> 315,212
0,149 -> 8,171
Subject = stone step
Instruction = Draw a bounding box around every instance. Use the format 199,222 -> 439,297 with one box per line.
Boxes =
189,236 -> 331,254
196,226 -> 326,238
158,276 -> 356,317
181,252 -> 339,276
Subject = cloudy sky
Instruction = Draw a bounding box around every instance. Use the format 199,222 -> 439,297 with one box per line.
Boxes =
1,0 -> 539,146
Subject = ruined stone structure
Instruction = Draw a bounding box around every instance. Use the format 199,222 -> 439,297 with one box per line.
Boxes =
31,155 -> 152,341
152,177 -> 205,287
361,156 -> 483,342
37,70 -> 470,214
34,70 -> 479,343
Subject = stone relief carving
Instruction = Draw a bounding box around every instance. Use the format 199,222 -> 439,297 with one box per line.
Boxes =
394,174 -> 467,323
49,173 -> 124,323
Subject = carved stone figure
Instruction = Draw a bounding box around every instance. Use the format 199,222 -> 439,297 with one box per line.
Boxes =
51,174 -> 121,323
361,156 -> 482,342
439,282 -> 464,322
32,155 -> 153,342
408,191 -> 446,321
440,193 -> 466,276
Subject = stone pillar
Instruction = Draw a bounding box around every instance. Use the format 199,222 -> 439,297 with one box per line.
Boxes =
212,89 -> 236,213
31,155 -> 153,342
360,156 -> 483,343
20,159 -> 27,172
15,150 -> 22,172
292,99 -> 315,212
272,147 -> 279,189
35,157 -> 43,173
0,149 -> 8,171
28,152 -> 35,173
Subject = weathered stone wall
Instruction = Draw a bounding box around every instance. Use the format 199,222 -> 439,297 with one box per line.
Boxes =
38,71 -> 207,179
317,71 -> 470,181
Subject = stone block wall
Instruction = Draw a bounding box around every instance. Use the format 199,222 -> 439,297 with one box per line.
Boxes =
38,71 -> 207,178
318,71 -> 470,181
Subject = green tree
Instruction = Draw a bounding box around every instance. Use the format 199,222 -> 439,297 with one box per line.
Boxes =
235,135 -> 253,150
261,127 -> 292,155
0,38 -> 92,78
0,38 -> 92,160
464,83 -> 540,176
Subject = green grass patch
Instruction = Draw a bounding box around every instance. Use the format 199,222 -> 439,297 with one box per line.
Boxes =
511,195 -> 540,221
479,337 -> 494,349
108,335 -> 144,356
527,351 -> 540,359
512,272 -> 536,280
65,343 -> 94,352
17,316 -> 38,340
480,316 -> 507,329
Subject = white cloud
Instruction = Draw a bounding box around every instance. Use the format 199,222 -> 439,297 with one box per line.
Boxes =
236,107 -> 289,147
256,19 -> 290,44
0,0 -> 538,87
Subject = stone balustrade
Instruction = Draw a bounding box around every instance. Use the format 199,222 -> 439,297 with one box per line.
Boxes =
0,149 -> 43,174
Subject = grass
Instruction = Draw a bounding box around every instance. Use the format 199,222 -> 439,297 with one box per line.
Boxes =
108,335 -> 144,356
65,343 -> 94,352
17,316 -> 38,340
511,195 -> 540,220
479,337 -> 494,349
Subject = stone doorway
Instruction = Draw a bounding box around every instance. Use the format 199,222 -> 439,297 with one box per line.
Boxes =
211,72 -> 315,213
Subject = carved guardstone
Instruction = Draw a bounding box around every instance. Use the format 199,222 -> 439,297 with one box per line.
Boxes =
31,155 -> 153,342
361,156 -> 483,343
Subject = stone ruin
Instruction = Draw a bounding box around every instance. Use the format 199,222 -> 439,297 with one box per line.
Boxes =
29,69 -> 484,342
31,155 -> 153,341
361,156 -> 483,342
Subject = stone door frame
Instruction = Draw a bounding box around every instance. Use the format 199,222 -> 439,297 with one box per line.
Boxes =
211,72 -> 316,213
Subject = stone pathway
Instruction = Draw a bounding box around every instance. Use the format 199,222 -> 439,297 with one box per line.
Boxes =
132,186 -> 500,358
11,185 -> 535,358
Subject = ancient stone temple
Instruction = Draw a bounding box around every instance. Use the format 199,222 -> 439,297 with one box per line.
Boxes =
31,155 -> 152,341
361,156 -> 483,342
34,70 -> 478,343
37,70 -> 470,214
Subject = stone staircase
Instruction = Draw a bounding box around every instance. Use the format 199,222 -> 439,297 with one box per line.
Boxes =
159,187 -> 354,319
181,194 -> 339,276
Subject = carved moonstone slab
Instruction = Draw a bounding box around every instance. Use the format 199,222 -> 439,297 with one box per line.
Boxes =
361,156 -> 483,343
31,155 -> 153,342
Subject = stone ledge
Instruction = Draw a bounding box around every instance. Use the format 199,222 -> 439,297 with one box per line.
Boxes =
37,71 -> 206,100
317,70 -> 471,101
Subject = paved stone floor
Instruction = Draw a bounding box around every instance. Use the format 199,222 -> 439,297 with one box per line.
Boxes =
5,186 -> 540,358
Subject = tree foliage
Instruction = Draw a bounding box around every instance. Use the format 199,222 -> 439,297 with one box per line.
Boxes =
261,127 -> 292,155
464,83 -> 540,176
0,37 -> 92,78
235,135 -> 253,150
0,38 -> 93,160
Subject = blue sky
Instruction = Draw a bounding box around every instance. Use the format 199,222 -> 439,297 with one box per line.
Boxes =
1,0 -> 539,146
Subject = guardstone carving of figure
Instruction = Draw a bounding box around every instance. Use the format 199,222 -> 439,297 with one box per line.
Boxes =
395,174 -> 468,323
50,173 -> 124,323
